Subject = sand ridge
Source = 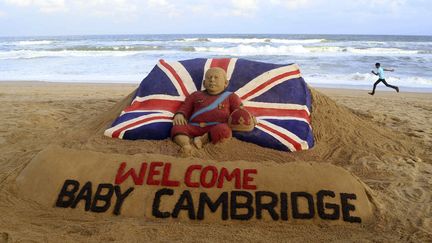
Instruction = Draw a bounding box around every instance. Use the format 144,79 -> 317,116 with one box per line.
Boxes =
0,82 -> 431,241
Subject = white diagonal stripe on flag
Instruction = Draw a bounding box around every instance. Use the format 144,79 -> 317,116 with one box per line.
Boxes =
104,112 -> 173,138
133,94 -> 184,104
257,119 -> 309,151
157,62 -> 186,97
226,58 -> 238,80
255,124 -> 296,152
257,116 -> 310,125
119,118 -> 173,139
243,100 -> 310,115
235,64 -> 301,101
157,60 -> 196,97
121,110 -> 174,116
168,61 -> 197,94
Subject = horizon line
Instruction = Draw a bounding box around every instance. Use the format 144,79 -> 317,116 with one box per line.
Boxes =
1,33 -> 432,38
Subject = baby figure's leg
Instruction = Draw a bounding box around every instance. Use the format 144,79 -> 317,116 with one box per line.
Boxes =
171,124 -> 208,156
193,123 -> 232,149
193,133 -> 209,149
173,134 -> 193,157
208,123 -> 232,144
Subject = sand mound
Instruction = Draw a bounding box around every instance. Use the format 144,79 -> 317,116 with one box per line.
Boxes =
57,87 -> 427,166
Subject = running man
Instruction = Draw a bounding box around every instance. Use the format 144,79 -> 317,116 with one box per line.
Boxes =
369,62 -> 399,95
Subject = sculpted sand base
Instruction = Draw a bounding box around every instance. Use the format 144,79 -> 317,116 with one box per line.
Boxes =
15,145 -> 374,223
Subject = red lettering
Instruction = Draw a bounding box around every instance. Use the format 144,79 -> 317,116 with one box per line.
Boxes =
147,162 -> 163,185
243,169 -> 257,190
115,162 -> 147,185
185,165 -> 201,187
217,168 -> 241,189
161,163 -> 180,187
200,166 -> 218,188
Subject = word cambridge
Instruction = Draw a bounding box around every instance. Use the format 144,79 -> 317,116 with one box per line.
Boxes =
55,161 -> 362,223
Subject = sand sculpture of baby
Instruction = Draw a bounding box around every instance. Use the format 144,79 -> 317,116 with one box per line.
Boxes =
171,67 -> 247,156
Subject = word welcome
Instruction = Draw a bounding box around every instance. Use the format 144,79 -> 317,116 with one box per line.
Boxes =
115,162 -> 257,189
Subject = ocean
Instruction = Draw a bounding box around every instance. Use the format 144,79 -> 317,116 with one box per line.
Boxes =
1,34 -> 431,90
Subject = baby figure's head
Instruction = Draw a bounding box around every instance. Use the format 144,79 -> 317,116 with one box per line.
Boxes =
203,67 -> 228,95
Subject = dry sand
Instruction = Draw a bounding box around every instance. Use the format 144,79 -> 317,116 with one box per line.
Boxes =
0,81 -> 431,242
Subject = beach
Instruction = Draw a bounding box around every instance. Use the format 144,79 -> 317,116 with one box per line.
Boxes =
0,81 -> 431,242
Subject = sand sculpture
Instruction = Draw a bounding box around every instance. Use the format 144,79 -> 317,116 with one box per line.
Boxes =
172,67 -> 256,156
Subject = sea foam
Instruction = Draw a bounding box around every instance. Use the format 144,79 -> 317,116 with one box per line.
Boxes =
192,45 -> 424,56
15,40 -> 54,46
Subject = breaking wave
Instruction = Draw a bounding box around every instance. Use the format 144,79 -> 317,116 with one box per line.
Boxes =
176,38 -> 326,44
192,45 -> 424,56
49,46 -> 164,51
0,49 -> 160,59
1,44 -> 427,60
15,40 -> 54,46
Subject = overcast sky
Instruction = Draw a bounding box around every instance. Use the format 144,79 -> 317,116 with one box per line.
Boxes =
0,0 -> 431,37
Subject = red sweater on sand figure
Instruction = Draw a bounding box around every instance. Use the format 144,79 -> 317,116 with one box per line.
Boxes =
171,67 -> 242,156
171,90 -> 242,143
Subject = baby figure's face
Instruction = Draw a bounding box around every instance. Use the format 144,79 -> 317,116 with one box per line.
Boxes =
203,67 -> 228,95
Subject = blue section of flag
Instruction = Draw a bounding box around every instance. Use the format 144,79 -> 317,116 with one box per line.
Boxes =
136,65 -> 178,96
250,77 -> 310,105
179,58 -> 207,87
234,129 -> 289,151
265,119 -> 314,147
228,59 -> 284,92
124,122 -> 172,140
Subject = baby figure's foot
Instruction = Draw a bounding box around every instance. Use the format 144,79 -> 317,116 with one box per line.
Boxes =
193,137 -> 203,149
193,133 -> 209,149
179,144 -> 193,157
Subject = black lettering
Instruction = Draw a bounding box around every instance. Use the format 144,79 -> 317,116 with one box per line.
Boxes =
113,186 -> 134,215
71,181 -> 92,211
340,193 -> 361,223
316,190 -> 340,220
280,192 -> 288,221
291,192 -> 315,219
56,179 -> 80,208
197,192 -> 228,220
90,183 -> 114,213
230,191 -> 253,220
172,190 -> 196,219
255,191 -> 279,220
152,188 -> 173,218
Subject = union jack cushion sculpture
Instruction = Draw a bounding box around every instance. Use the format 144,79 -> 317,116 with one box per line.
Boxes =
104,58 -> 314,152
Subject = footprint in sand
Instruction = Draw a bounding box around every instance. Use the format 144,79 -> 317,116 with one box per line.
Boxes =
395,184 -> 432,203
1,232 -> 9,242
420,217 -> 432,235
